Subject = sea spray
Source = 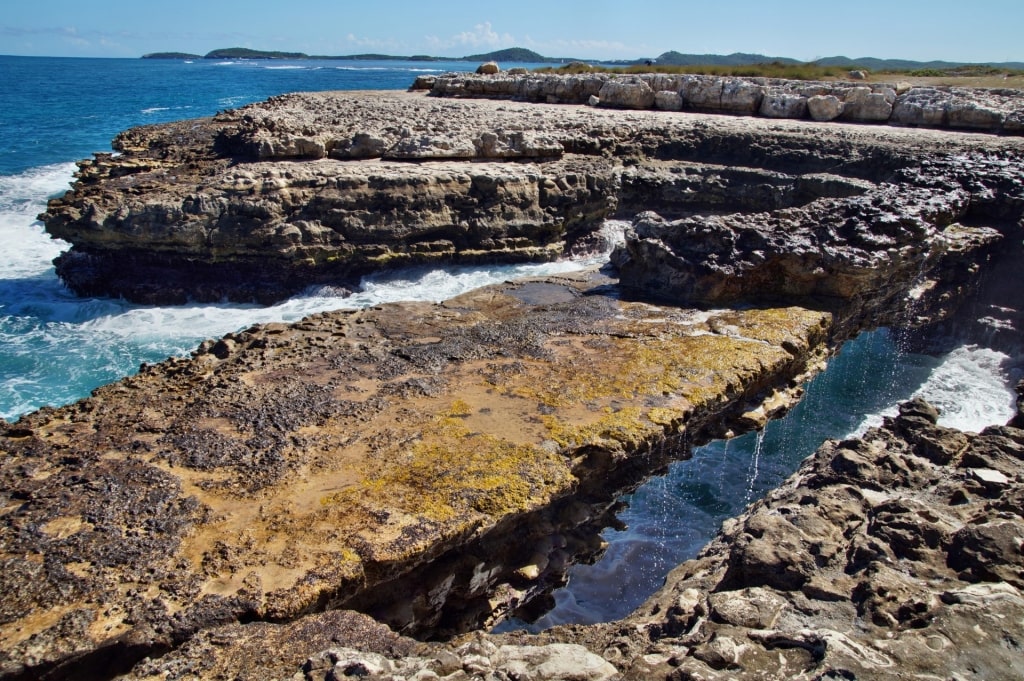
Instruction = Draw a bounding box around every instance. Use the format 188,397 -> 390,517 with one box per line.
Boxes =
0,160 -> 626,419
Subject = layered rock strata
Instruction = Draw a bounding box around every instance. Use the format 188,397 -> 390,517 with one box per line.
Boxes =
100,398 -> 1024,681
0,271 -> 832,679
42,89 -> 1024,305
427,71 -> 1024,133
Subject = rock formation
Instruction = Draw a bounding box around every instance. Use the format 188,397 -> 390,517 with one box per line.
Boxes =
41,85 -> 1024,305
431,71 -> 1024,133
82,398 -> 1024,681
0,270 -> 834,679
9,77 -> 1024,680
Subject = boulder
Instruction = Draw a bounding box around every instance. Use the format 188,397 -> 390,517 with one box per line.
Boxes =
760,90 -> 808,118
721,78 -> 765,114
476,61 -> 500,75
597,77 -> 655,109
807,94 -> 844,121
654,89 -> 683,111
842,86 -> 895,122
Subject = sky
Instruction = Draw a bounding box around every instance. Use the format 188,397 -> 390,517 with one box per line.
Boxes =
2,0 -> 1022,64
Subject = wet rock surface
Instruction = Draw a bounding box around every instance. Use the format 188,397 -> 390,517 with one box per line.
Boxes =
0,270 -> 831,679
100,399 -> 1024,681
522,399 -> 1024,681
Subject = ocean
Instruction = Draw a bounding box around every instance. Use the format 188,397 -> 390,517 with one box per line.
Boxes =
0,55 -> 1018,628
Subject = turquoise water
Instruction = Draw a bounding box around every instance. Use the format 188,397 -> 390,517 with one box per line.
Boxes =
0,55 -> 556,419
0,55 -> 1017,626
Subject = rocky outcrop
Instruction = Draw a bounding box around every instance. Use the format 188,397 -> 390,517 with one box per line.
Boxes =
612,184 -> 1008,339
0,270 -> 833,679
95,399 -> 1024,681
532,398 -> 1024,681
431,72 -> 1024,133
20,83 -> 1024,680
42,89 -> 1024,304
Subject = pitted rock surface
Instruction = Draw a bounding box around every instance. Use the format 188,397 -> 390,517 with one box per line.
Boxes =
0,270 -> 832,679
102,400 -> 1024,681
42,89 -> 1024,304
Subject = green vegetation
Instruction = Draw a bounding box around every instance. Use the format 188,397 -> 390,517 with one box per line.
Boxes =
648,51 -> 800,67
205,47 -> 307,59
141,52 -> 202,60
535,60 -> 844,80
906,64 -> 1024,78
463,47 -> 550,63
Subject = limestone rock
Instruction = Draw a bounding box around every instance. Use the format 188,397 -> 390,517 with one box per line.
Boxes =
0,272 -> 834,678
841,86 -> 895,122
654,89 -> 683,111
597,76 -> 655,109
576,401 -> 1024,680
807,94 -> 844,121
428,71 -> 1024,133
476,61 -> 500,75
612,180 -> 1008,338
760,89 -> 808,118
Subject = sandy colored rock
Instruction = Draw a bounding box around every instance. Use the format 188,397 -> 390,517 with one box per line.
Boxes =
0,270 -> 831,679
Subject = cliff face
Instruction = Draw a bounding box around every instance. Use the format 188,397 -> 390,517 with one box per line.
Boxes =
41,87 -> 1024,306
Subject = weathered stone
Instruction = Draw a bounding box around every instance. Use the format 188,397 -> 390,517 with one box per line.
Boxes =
426,72 -> 1024,134
841,86 -> 895,122
597,77 -> 655,109
807,94 -> 844,121
476,61 -> 500,75
492,643 -> 618,681
654,89 -> 683,111
760,90 -> 807,118
0,271 -> 833,677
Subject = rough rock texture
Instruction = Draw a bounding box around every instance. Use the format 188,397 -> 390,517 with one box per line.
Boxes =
42,88 -> 1024,305
101,399 -> 1024,681
0,271 -> 832,679
431,72 -> 1024,133
521,399 -> 1024,681
17,83 -> 1024,680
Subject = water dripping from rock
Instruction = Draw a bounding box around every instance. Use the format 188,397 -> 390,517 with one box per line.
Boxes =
496,327 -> 1017,633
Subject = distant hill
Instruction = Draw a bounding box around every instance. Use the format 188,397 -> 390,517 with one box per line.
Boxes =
462,48 -> 554,63
139,46 -> 1024,71
141,52 -> 202,60
813,55 -> 1024,70
647,51 -> 802,66
204,47 -> 307,60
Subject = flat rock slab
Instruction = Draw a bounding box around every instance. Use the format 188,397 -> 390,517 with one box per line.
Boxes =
0,272 -> 830,679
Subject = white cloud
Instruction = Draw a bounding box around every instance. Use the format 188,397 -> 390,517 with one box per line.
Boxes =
343,32 -> 404,52
425,21 -> 515,52
522,35 -> 650,59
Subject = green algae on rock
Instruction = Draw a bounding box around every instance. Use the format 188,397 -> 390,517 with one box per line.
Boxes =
0,271 -> 830,678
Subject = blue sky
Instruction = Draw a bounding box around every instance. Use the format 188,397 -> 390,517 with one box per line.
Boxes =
2,0 -> 1021,63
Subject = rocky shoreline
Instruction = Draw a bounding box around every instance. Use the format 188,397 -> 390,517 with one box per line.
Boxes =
41,85 -> 1024,306
3,76 -> 1023,679
112,394 -> 1024,681
423,71 -> 1024,134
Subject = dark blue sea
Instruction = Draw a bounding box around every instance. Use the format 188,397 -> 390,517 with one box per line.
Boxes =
0,55 -> 1017,627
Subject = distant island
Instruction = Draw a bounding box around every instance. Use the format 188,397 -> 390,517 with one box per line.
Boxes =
141,46 -> 1024,71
